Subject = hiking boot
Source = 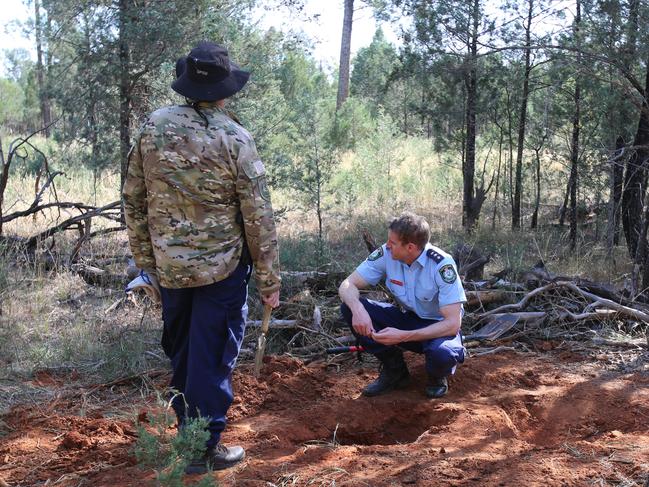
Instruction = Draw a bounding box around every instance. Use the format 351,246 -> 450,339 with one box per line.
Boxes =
185,444 -> 245,474
425,376 -> 448,399
362,349 -> 410,397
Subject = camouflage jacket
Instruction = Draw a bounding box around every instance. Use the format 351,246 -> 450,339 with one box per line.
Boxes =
122,103 -> 281,293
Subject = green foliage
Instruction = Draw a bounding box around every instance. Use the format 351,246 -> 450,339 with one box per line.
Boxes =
350,28 -> 399,108
134,404 -> 217,487
0,79 -> 25,131
330,97 -> 376,149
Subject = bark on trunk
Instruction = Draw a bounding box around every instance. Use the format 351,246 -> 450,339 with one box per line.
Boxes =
531,147 -> 541,229
463,0 -> 480,230
569,82 -> 581,250
621,55 -> 649,257
491,128 -> 503,230
118,0 -> 131,203
336,0 -> 354,111
512,0 -> 533,229
606,136 -> 625,255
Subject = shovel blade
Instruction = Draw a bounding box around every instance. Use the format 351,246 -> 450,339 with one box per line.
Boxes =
465,313 -> 520,341
253,334 -> 267,378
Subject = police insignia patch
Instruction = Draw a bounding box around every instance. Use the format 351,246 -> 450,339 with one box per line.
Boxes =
368,247 -> 384,261
439,264 -> 457,284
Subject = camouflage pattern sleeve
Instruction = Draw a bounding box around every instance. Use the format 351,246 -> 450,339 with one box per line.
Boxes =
235,138 -> 281,294
122,134 -> 157,274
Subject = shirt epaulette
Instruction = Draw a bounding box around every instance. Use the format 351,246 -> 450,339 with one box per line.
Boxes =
426,249 -> 444,264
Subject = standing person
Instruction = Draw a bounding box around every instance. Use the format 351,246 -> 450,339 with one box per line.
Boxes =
123,41 -> 281,473
338,212 -> 465,398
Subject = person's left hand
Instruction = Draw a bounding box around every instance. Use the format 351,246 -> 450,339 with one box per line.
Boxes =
371,327 -> 407,346
261,290 -> 280,308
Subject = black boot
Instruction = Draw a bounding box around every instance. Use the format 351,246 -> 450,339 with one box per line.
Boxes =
425,375 -> 448,399
363,349 -> 410,397
185,444 -> 245,474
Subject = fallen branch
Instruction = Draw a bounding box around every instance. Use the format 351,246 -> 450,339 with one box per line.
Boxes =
247,319 -> 299,329
557,281 -> 649,323
482,282 -> 559,316
24,200 -> 121,249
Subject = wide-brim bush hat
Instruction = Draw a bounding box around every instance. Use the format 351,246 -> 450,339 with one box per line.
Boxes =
171,41 -> 249,101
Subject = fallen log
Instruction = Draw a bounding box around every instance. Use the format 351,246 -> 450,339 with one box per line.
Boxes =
71,263 -> 125,288
465,290 -> 508,308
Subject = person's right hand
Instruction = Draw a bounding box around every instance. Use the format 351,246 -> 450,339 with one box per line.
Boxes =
351,305 -> 374,337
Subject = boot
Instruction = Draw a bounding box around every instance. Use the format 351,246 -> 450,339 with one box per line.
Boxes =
185,444 -> 245,474
362,349 -> 410,397
425,375 -> 448,399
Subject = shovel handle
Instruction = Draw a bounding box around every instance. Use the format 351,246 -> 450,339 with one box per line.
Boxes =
261,304 -> 272,334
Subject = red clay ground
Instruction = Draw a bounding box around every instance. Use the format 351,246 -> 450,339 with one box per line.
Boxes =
1,345 -> 648,486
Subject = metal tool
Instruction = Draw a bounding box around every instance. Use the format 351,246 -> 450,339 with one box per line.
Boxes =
326,345 -> 366,354
253,304 -> 272,378
464,313 -> 520,341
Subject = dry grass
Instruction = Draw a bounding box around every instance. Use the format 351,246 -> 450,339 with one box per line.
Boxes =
0,136 -> 638,417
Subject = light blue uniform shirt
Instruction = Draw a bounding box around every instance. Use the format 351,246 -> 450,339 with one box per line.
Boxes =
356,243 -> 466,320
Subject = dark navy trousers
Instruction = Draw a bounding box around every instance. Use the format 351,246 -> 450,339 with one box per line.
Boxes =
160,260 -> 251,448
341,299 -> 465,378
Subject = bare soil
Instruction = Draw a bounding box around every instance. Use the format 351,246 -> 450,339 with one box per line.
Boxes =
1,346 -> 648,486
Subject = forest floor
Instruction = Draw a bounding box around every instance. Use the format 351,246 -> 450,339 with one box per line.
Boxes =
0,342 -> 648,486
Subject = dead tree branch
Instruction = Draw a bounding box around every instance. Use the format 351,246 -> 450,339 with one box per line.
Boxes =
24,200 -> 121,249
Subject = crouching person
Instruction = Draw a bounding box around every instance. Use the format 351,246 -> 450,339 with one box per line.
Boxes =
338,212 -> 466,398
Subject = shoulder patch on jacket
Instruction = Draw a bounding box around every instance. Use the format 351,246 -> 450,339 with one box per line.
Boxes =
439,264 -> 457,284
368,247 -> 384,261
427,249 -> 444,263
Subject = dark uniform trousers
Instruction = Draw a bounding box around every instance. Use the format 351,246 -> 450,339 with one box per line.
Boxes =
160,259 -> 251,448
341,298 -> 465,378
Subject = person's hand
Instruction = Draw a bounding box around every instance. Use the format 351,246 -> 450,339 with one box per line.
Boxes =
352,305 -> 374,337
261,290 -> 280,308
371,327 -> 406,346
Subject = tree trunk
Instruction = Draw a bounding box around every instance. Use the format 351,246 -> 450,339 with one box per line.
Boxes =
463,0 -> 480,230
118,0 -> 131,202
491,127 -> 503,230
531,146 -> 541,229
512,0 -> 533,229
606,136 -> 625,255
506,89 -> 515,215
559,175 -> 572,226
569,83 -> 581,250
336,0 -> 354,111
621,54 -> 649,258
34,0 -> 52,136
609,0 -> 638,250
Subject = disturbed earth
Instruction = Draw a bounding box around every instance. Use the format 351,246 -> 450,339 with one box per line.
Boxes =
1,345 -> 648,486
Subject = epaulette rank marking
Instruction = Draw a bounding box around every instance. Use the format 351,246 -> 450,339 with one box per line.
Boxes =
426,249 -> 444,264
